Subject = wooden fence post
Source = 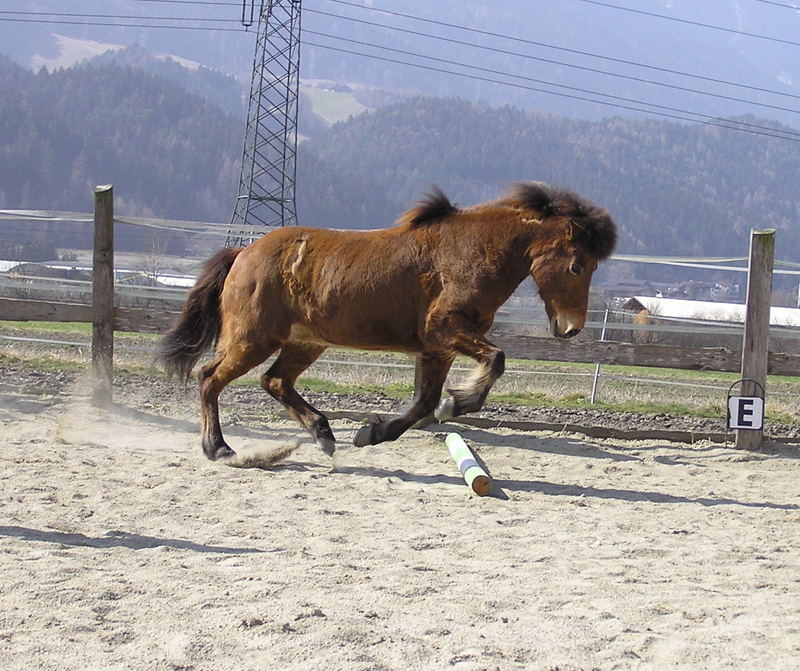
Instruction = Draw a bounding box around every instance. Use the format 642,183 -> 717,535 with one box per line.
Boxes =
92,185 -> 114,407
735,228 -> 775,450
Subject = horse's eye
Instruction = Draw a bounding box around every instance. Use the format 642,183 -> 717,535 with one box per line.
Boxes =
569,262 -> 582,276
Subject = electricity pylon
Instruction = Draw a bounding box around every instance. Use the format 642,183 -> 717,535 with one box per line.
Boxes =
227,0 -> 302,247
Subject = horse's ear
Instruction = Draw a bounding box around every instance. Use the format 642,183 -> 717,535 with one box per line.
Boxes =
565,215 -> 617,260
566,219 -> 579,241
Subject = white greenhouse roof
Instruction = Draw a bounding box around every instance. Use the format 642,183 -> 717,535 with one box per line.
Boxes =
632,296 -> 800,327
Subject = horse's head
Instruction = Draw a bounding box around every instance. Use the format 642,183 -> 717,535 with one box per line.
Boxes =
514,183 -> 617,339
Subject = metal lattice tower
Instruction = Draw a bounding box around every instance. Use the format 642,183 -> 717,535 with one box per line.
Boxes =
227,0 -> 302,247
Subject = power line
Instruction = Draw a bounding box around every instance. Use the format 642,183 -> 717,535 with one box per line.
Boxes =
126,0 -> 800,34
0,10 -> 239,23
751,0 -> 800,8
304,8 -> 800,118
0,15 -> 241,32
6,10 -> 800,139
304,38 -> 800,143
12,6 -> 800,117
321,0 -> 800,104
573,0 -> 800,48
15,0 -> 800,113
304,29 -> 800,140
127,0 -> 240,5
22,2 -> 800,108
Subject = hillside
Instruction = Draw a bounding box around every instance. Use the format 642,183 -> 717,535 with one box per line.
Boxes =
90,45 -> 246,118
1,55 -> 798,277
298,97 -> 800,266
0,54 -> 240,222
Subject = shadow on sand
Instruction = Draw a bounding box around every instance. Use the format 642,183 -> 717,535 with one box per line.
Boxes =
0,525 -> 278,554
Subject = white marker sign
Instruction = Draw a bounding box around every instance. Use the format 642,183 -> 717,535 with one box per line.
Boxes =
727,396 -> 764,431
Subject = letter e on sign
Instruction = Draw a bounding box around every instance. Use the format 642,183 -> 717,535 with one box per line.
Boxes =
727,396 -> 764,430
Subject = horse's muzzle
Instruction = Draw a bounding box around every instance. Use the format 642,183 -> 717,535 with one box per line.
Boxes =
550,317 -> 582,339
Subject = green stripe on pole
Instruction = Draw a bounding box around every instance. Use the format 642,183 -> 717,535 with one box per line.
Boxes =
445,433 -> 492,496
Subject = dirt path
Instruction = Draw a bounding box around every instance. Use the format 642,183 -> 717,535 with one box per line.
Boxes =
2,373 -> 800,670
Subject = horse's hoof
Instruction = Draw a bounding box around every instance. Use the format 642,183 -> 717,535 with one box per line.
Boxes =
434,398 -> 456,422
212,445 -> 236,461
316,437 -> 336,457
353,424 -> 375,447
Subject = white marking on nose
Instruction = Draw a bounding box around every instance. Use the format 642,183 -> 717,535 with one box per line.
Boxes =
553,315 -> 582,339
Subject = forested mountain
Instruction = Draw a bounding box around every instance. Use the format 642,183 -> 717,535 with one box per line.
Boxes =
1,53 -> 798,269
90,45 -> 246,118
298,97 -> 800,263
0,54 -> 241,221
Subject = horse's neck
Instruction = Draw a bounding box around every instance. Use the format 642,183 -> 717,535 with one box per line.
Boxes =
490,218 -> 560,298
425,213 -> 557,288
457,222 -> 541,302
497,218 -> 553,270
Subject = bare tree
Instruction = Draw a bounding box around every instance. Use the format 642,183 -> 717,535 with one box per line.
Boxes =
138,231 -> 168,285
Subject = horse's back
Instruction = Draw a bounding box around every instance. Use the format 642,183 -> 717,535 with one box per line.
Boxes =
237,225 -> 413,289
219,225 -> 432,351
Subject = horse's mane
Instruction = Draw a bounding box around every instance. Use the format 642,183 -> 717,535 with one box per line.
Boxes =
508,182 -> 617,260
397,181 -> 617,261
396,185 -> 458,226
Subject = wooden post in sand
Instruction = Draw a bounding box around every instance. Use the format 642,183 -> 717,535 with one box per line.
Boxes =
92,185 -> 114,407
735,229 -> 775,451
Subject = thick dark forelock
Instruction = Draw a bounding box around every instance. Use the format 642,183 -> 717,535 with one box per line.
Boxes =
511,182 -> 617,260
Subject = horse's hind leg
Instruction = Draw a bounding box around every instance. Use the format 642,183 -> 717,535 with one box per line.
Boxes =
354,351 -> 452,446
199,343 -> 276,460
259,342 -> 335,456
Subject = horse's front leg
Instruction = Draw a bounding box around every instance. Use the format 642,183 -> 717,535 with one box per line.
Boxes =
434,330 -> 505,422
353,351 -> 452,446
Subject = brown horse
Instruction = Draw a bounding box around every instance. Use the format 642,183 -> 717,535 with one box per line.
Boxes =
157,182 -> 616,460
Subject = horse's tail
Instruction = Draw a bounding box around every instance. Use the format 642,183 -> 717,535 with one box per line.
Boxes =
156,247 -> 243,382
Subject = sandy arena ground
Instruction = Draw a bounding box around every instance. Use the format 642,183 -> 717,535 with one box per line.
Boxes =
2,377 -> 800,670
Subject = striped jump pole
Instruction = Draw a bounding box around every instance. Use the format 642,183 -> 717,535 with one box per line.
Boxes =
445,432 -> 492,496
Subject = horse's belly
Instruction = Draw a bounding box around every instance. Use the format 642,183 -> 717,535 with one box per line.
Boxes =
288,323 -> 334,347
288,317 -> 421,352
